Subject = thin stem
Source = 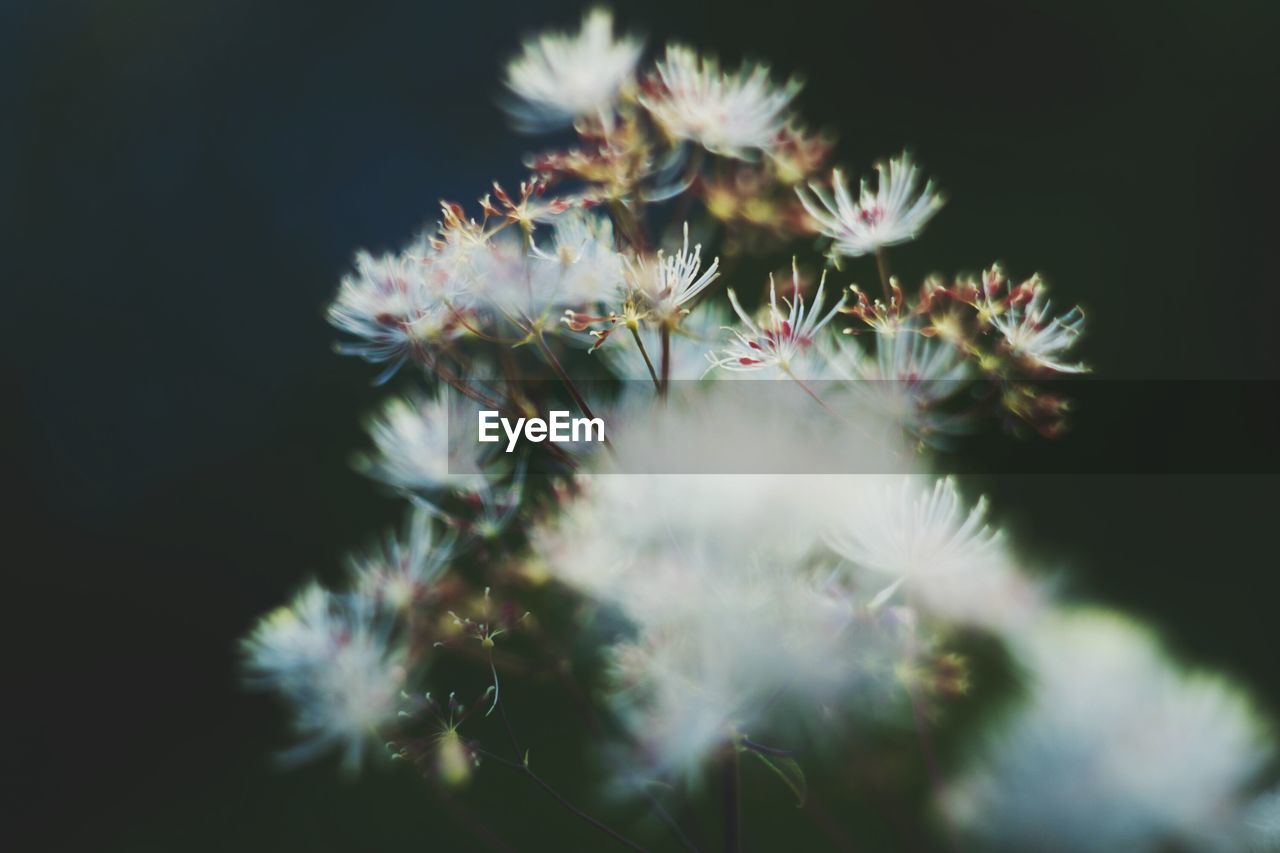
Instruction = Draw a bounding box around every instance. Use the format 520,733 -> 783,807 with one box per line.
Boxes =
660,325 -> 671,397
473,727 -> 645,845
534,331 -> 615,453
523,766 -> 649,852
534,333 -> 596,420
781,366 -> 836,415
874,247 -> 892,303
720,745 -> 741,853
629,325 -> 661,391
643,789 -> 703,853
482,691 -> 648,852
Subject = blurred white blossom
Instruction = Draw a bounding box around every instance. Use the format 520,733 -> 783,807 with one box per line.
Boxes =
640,46 -> 801,159
242,584 -> 407,770
825,476 -> 1025,625
943,609 -> 1271,852
357,391 -> 490,499
504,8 -> 642,131
349,507 -> 454,611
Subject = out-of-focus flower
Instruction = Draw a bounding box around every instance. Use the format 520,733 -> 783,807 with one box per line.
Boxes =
357,392 -> 491,500
533,389 -> 921,776
349,507 -> 454,611
640,45 -> 801,159
242,584 -> 407,771
708,262 -> 844,374
825,477 -> 1024,626
769,122 -> 834,185
503,8 -> 642,131
529,114 -> 689,206
531,209 -> 626,305
983,275 -> 1087,374
797,153 -> 944,259
625,222 -> 721,324
329,250 -> 460,382
943,609 -> 1272,852
838,326 -> 972,441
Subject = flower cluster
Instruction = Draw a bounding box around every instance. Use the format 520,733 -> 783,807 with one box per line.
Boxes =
240,10 -> 1277,851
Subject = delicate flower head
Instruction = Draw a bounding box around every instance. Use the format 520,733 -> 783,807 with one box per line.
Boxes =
532,392 -> 922,775
985,276 -> 1088,374
838,324 -> 972,441
357,391 -> 491,500
503,8 -> 642,131
798,153 -> 945,259
624,222 -> 720,323
826,477 -> 1018,622
708,261 -> 844,374
531,209 -> 626,304
943,609 -> 1272,851
640,45 -> 801,159
242,584 -> 406,770
328,250 -> 458,382
389,689 -> 488,788
349,507 -> 454,611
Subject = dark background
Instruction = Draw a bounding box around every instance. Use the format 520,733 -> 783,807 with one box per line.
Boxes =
5,0 -> 1280,849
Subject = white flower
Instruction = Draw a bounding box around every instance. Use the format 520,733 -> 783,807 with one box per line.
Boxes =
708,262 -> 844,374
943,609 -> 1272,852
987,279 -> 1087,374
797,153 -> 944,259
503,8 -> 642,131
837,326 -> 972,440
826,477 -> 1028,627
452,223 -> 616,328
531,389 -> 922,775
349,506 -> 454,611
328,250 -> 456,382
640,45 -> 801,159
531,209 -> 626,306
358,391 -> 490,499
242,584 -> 407,770
625,222 -> 720,323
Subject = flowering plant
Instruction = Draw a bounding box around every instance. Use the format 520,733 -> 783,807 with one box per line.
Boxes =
242,9 -> 1280,851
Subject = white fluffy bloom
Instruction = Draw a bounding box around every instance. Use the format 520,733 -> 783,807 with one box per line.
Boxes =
837,327 -> 972,441
825,476 -> 1038,630
531,209 -> 626,305
349,507 -> 454,611
943,609 -> 1272,852
532,387 -> 923,776
797,153 -> 944,259
328,250 -> 457,381
640,45 -> 801,159
625,222 -> 720,323
707,263 -> 844,375
358,391 -> 489,499
987,280 -> 1088,374
504,8 -> 642,130
242,584 -> 407,770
